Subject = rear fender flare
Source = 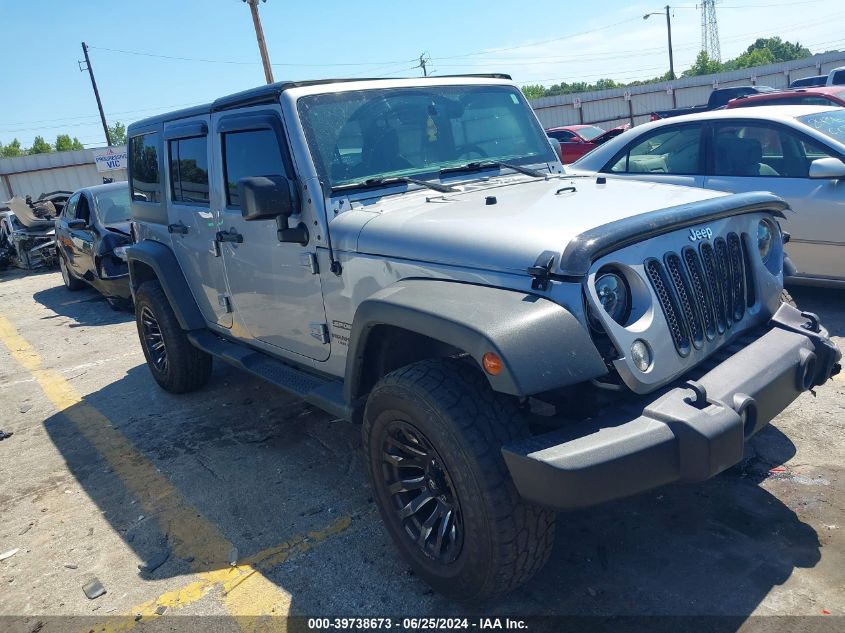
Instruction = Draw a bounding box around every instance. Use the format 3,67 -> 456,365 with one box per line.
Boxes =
126,240 -> 204,330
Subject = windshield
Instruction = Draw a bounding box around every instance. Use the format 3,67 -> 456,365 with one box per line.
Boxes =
297,85 -> 557,190
798,110 -> 845,146
93,186 -> 131,224
577,126 -> 606,141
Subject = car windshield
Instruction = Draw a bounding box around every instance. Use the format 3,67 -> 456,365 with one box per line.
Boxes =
798,110 -> 845,145
93,187 -> 131,224
297,85 -> 557,190
577,126 -> 606,141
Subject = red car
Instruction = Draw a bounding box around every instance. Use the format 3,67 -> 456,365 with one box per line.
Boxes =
725,85 -> 845,109
545,124 -> 628,163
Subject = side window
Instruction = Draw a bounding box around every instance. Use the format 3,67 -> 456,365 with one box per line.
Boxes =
129,133 -> 161,203
831,70 -> 845,85
169,136 -> 209,204
608,126 -> 701,174
713,123 -> 834,178
63,193 -> 79,220
222,129 -> 285,207
75,195 -> 91,223
549,130 -> 576,142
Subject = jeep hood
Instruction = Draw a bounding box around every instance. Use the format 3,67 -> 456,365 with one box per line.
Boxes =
348,177 -> 728,275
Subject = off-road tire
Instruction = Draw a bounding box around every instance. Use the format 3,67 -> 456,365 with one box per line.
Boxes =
363,358 -> 556,602
134,280 -> 212,393
781,288 -> 797,307
59,253 -> 86,291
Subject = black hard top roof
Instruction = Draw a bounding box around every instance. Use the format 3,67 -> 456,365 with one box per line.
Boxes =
128,74 -> 512,132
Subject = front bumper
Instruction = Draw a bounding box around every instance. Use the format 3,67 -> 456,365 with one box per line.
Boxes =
502,304 -> 841,510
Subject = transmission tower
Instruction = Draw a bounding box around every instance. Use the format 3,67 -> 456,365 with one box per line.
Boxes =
700,0 -> 721,62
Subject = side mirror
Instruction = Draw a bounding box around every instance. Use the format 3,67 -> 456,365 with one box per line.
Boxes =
238,175 -> 308,245
67,219 -> 87,229
547,137 -> 562,160
238,175 -> 295,221
809,157 -> 845,179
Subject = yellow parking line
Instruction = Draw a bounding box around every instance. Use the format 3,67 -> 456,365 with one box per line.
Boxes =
0,315 -> 353,631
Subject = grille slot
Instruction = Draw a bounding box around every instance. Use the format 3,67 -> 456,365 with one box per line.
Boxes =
644,258 -> 690,356
644,232 -> 750,357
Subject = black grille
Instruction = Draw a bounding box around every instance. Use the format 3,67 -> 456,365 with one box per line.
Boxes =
645,232 -> 752,356
645,258 -> 690,356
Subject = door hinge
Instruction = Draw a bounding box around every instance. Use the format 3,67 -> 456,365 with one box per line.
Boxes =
310,322 -> 329,344
299,252 -> 319,274
210,240 -> 221,257
218,294 -> 232,313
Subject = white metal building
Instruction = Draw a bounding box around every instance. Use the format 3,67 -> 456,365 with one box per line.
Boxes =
0,147 -> 127,208
529,51 -> 845,131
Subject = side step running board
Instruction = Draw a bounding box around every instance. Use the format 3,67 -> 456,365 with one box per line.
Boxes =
187,330 -> 351,420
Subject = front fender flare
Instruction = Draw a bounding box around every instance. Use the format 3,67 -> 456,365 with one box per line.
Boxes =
126,240 -> 205,330
345,279 -> 607,402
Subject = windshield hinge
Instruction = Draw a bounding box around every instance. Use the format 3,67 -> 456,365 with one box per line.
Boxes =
527,252 -> 557,291
299,252 -> 319,275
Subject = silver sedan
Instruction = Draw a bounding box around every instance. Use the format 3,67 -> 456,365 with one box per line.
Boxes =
568,105 -> 845,287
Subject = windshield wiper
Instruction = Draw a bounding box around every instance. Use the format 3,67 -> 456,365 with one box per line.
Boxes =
440,161 -> 545,178
332,175 -> 457,194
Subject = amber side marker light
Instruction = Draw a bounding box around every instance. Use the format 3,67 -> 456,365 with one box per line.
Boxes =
482,352 -> 503,376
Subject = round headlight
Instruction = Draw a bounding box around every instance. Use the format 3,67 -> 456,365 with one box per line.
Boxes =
631,339 -> 652,372
594,272 -> 630,324
757,219 -> 776,263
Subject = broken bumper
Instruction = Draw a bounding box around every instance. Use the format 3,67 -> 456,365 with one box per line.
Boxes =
502,304 -> 841,510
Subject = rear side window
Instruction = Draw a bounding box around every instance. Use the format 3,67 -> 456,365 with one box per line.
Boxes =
831,70 -> 845,85
169,136 -> 209,204
129,133 -> 161,203
222,129 -> 285,207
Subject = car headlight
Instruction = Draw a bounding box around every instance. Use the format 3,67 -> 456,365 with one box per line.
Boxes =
594,271 -> 630,324
757,219 -> 776,263
113,245 -> 128,262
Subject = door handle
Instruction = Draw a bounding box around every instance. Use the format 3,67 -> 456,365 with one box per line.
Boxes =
216,230 -> 243,244
168,223 -> 189,235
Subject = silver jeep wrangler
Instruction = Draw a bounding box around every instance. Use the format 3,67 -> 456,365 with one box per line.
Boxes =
126,75 -> 840,601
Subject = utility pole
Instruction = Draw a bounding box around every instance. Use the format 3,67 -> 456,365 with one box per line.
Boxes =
80,42 -> 112,146
418,52 -> 432,77
643,6 -> 675,80
664,5 -> 675,80
243,0 -> 274,84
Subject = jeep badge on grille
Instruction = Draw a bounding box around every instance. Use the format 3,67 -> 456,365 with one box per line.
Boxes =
689,227 -> 713,242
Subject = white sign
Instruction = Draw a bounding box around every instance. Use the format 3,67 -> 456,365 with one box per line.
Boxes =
93,146 -> 127,173
573,98 -> 582,109
623,91 -> 632,101
666,86 -> 674,95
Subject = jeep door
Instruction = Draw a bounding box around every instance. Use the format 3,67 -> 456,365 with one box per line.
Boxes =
702,120 -> 845,282
163,117 -> 232,328
212,109 -> 329,361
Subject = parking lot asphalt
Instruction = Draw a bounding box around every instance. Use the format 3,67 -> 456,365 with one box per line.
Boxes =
1,268 -> 843,630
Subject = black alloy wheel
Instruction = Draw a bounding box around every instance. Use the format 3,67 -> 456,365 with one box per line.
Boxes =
381,420 -> 463,564
140,305 -> 167,373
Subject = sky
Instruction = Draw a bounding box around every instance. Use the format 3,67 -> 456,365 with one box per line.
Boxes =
1,0 -> 843,149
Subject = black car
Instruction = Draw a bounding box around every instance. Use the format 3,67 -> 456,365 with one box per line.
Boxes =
55,182 -> 133,309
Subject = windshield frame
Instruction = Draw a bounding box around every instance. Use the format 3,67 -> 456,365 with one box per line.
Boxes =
295,83 -> 557,194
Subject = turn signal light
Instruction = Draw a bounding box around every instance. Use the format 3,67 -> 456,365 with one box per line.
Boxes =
482,352 -> 503,376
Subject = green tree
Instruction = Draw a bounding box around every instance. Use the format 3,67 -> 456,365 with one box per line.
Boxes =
1,138 -> 24,157
727,47 -> 776,70
108,121 -> 127,146
682,51 -> 725,77
54,134 -> 84,152
29,135 -> 53,154
744,37 -> 810,63
521,84 -> 546,100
